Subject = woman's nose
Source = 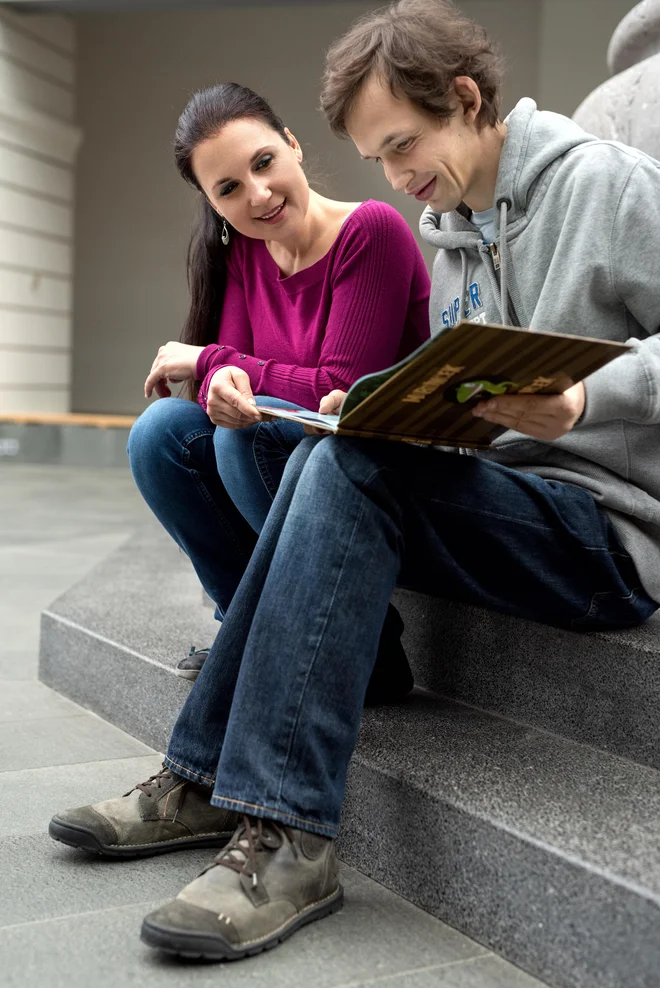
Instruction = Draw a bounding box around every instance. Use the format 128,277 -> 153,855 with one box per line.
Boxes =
248,181 -> 272,207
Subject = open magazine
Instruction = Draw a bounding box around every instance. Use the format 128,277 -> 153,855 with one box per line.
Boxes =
259,320 -> 629,448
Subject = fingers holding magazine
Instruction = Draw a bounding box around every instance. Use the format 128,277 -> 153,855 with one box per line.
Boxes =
303,390 -> 347,435
472,381 -> 586,440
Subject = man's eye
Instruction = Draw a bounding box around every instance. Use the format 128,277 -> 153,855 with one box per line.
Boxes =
220,182 -> 237,197
397,138 -> 413,151
256,155 -> 273,170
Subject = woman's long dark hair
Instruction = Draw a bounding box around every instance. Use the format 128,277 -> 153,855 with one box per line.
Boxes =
174,83 -> 288,391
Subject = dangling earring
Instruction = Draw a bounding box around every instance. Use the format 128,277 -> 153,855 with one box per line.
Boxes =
221,219 -> 230,246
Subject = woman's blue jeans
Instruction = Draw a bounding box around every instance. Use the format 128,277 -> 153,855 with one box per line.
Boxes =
127,396 -> 305,618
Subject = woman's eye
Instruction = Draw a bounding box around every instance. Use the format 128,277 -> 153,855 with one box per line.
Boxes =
256,155 -> 273,171
220,182 -> 237,197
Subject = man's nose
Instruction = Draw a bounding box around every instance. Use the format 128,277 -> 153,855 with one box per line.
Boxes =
382,161 -> 408,192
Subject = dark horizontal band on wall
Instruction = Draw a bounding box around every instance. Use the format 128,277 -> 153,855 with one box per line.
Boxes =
0,8 -> 75,59
0,382 -> 68,390
0,218 -> 73,245
0,302 -> 71,317
0,136 -> 74,173
0,342 -> 70,354
0,261 -> 71,282
0,49 -> 75,92
0,179 -> 73,208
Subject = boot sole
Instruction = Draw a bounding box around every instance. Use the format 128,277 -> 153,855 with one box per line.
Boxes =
48,817 -> 233,858
174,668 -> 201,681
140,885 -> 344,960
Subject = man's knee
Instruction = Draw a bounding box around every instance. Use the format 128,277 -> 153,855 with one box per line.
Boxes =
298,435 -> 386,490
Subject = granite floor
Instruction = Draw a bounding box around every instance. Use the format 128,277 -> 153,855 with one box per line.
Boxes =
0,463 -> 548,988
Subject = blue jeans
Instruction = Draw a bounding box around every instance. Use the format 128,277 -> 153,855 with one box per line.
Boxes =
127,396 -> 305,617
164,438 -> 657,837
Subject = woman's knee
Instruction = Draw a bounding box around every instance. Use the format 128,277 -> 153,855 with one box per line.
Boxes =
212,418 -> 258,469
127,398 -> 211,469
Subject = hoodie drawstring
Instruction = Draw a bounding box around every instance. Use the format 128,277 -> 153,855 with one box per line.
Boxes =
496,197 -> 512,325
459,248 -> 469,325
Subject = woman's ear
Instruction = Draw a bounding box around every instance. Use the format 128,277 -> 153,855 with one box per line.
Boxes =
284,127 -> 304,164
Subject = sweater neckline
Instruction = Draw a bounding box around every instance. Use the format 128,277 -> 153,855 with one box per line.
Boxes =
260,200 -> 369,291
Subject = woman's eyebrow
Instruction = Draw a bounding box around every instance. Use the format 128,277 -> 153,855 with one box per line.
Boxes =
213,147 -> 273,189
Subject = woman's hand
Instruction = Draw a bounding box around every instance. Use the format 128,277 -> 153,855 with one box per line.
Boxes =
206,366 -> 262,429
144,342 -> 204,399
303,389 -> 347,435
472,382 -> 585,440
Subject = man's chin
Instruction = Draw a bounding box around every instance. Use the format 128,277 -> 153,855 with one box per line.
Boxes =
425,192 -> 459,214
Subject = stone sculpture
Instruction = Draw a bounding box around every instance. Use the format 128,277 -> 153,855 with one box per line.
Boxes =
573,0 -> 660,157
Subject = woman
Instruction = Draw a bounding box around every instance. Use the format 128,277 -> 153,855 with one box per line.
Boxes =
127,82 -> 430,689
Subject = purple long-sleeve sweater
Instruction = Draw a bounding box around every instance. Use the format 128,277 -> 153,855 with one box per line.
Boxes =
196,200 -> 430,411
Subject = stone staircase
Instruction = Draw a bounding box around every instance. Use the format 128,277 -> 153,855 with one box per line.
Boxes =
38,520 -> 660,988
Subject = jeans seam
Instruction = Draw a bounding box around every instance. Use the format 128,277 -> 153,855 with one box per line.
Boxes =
252,427 -> 279,502
180,430 -> 254,562
422,495 -> 556,532
163,754 -> 215,786
181,428 -> 216,446
272,463 -> 382,811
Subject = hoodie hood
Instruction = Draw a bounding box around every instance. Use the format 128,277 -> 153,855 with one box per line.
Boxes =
420,97 -> 595,251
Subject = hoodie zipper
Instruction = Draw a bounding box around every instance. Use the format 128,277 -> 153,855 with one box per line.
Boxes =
480,241 -> 522,327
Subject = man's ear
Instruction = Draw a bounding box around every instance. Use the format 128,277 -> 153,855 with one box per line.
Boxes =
284,126 -> 304,164
453,76 -> 482,124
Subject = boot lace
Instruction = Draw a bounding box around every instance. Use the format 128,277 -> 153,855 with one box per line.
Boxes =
213,815 -> 297,889
124,765 -> 174,798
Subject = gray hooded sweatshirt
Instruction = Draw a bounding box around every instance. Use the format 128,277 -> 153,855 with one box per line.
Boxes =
419,97 -> 660,603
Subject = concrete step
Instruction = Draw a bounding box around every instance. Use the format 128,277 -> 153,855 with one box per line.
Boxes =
394,588 -> 660,770
38,522 -> 660,988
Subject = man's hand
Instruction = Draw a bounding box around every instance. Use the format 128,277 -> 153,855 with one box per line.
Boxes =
206,366 -> 262,429
144,342 -> 204,399
319,390 -> 347,415
472,382 -> 585,441
303,389 -> 347,435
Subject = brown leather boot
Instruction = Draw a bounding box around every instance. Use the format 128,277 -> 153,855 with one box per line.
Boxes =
141,814 -> 343,959
48,765 -> 238,857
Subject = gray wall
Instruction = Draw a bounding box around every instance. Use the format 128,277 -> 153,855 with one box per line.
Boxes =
70,0 -> 627,415
71,0 -> 542,414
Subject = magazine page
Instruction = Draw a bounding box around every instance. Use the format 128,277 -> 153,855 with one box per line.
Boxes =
257,406 -> 340,431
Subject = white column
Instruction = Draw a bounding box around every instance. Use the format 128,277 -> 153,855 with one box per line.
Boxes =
0,7 -> 81,413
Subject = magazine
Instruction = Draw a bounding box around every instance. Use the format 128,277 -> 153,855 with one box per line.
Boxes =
259,320 -> 629,448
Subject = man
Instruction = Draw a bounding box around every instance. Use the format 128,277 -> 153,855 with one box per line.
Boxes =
49,0 -> 660,961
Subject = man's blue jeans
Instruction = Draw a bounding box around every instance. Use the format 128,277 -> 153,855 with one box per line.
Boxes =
127,396 -> 305,617
163,437 -> 657,838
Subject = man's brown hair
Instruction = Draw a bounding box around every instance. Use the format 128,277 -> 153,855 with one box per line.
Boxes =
321,0 -> 503,136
